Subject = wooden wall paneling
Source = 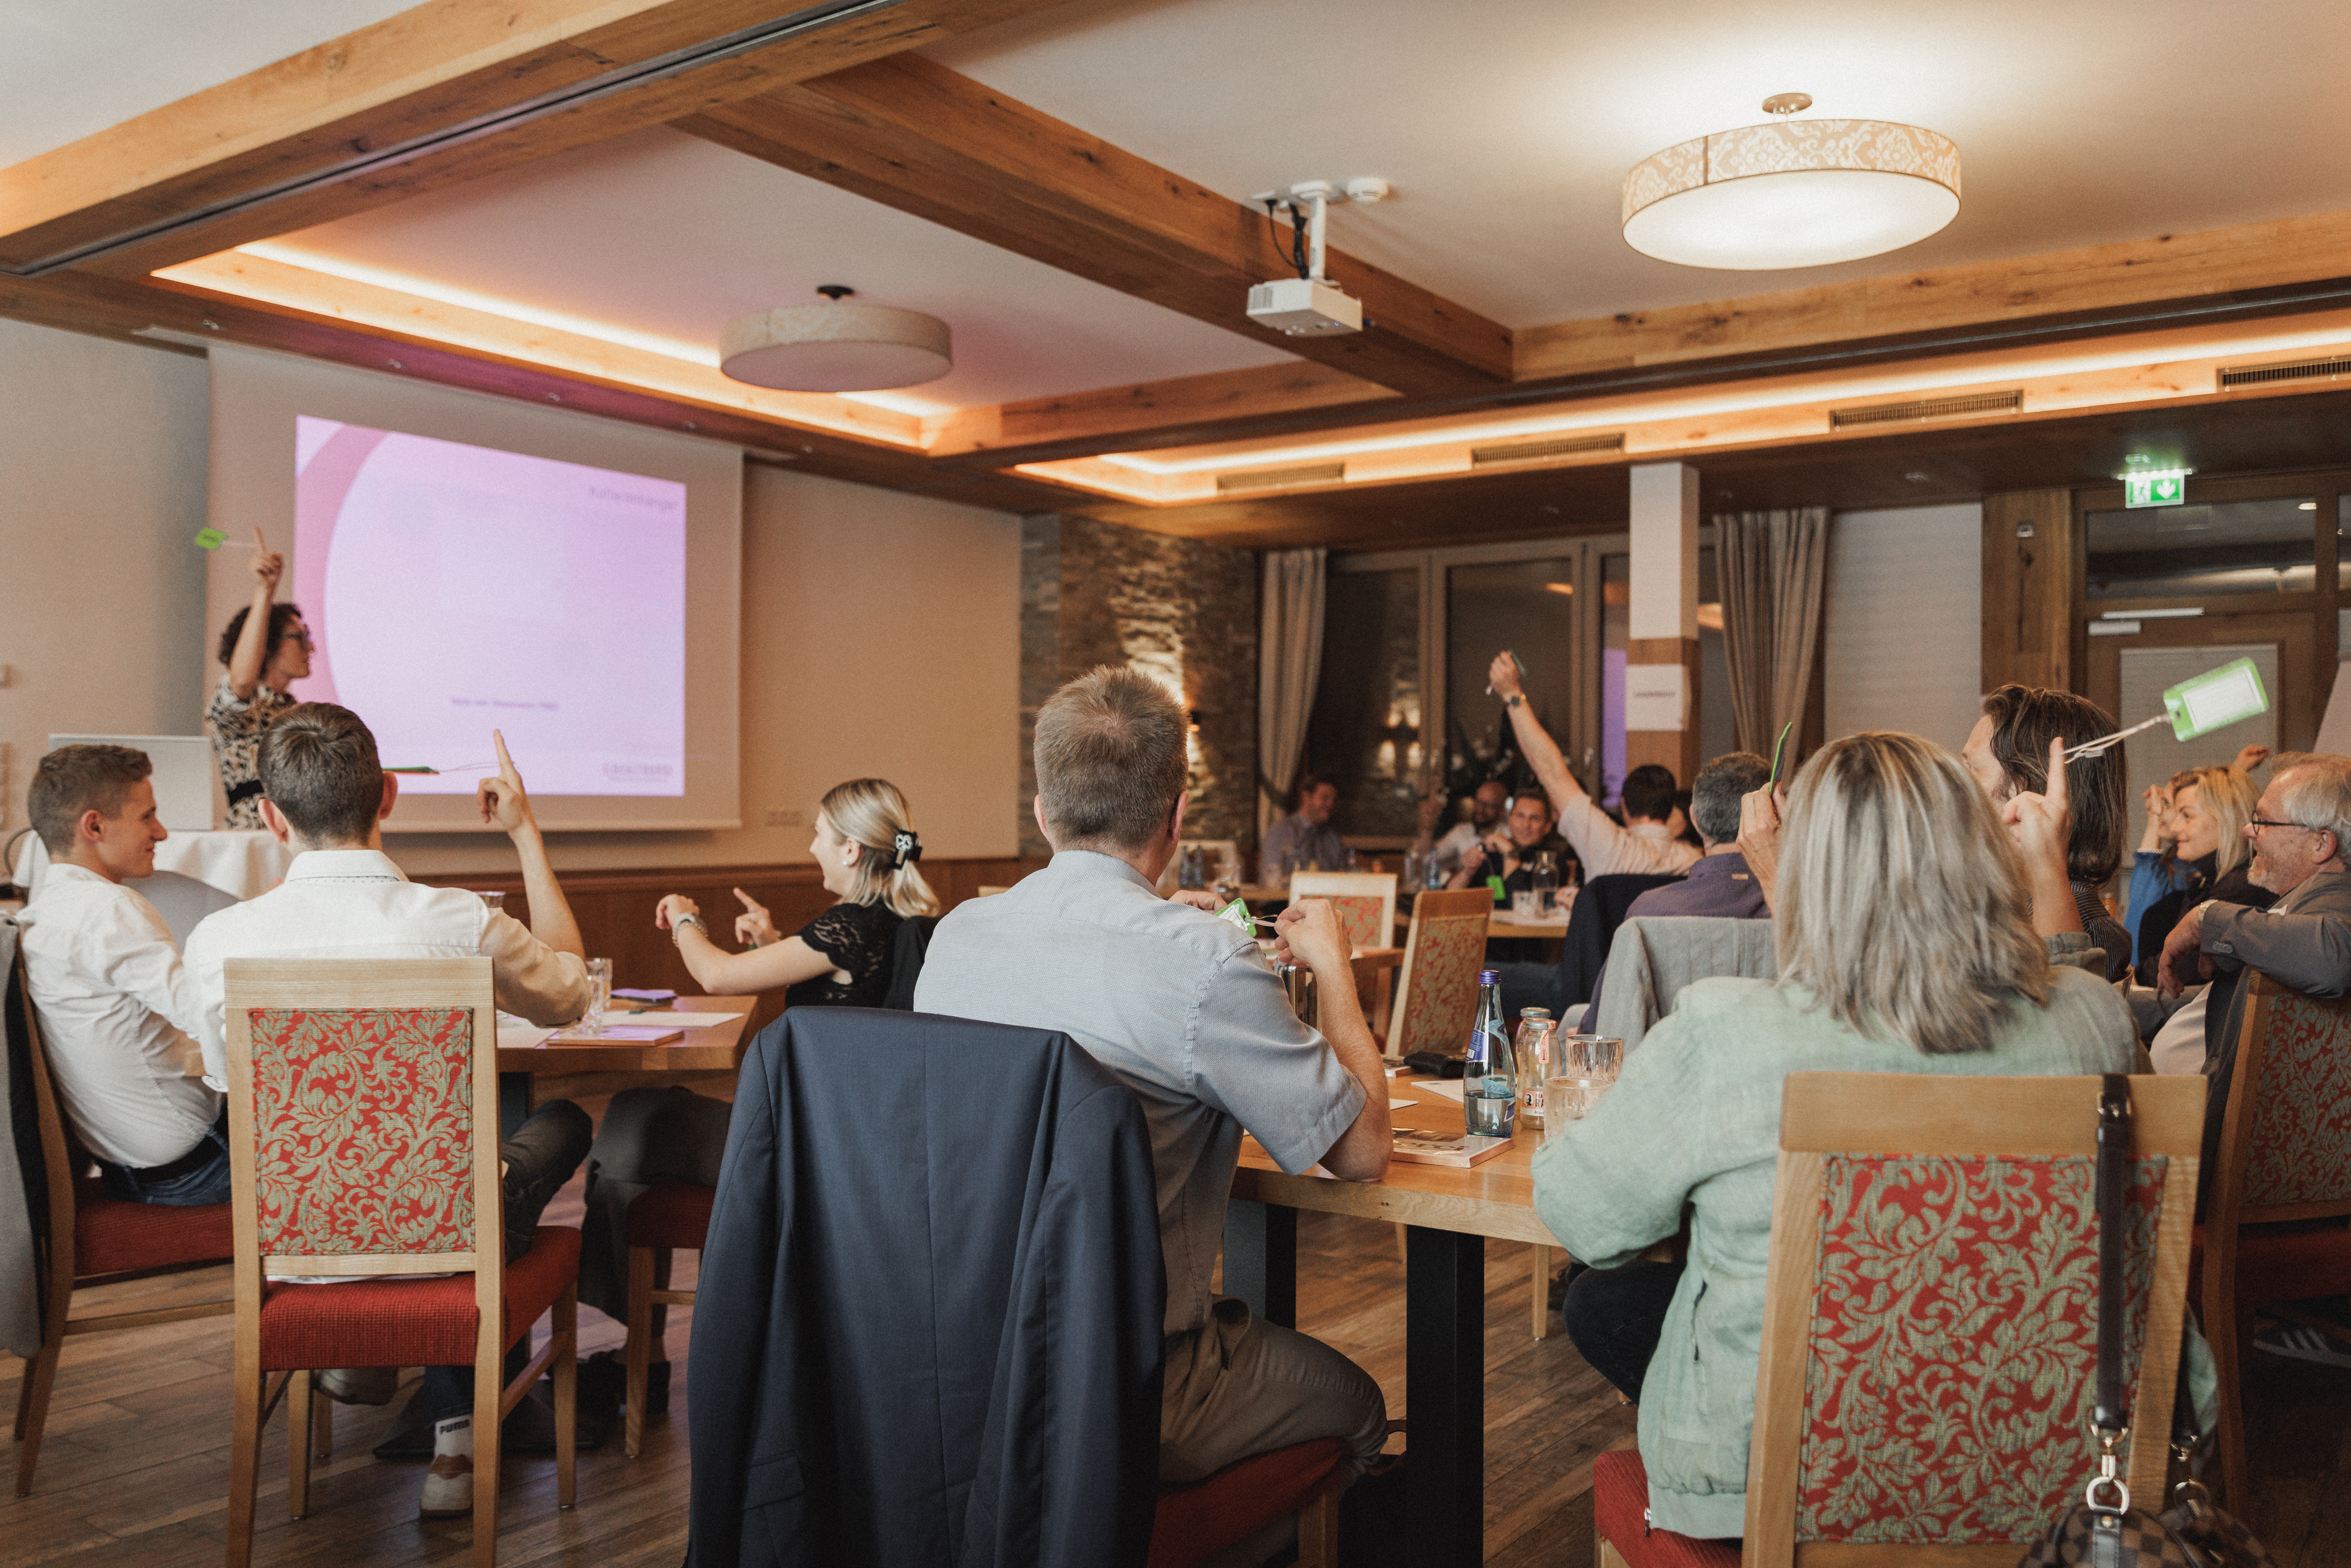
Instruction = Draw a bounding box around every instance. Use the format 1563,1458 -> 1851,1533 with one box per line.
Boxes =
417,856 -> 1044,1037
1981,490 -> 2078,693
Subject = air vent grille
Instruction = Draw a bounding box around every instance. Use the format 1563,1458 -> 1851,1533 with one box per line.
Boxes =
2218,356 -> 2351,390
1828,390 -> 2022,428
1215,462 -> 1346,494
1469,432 -> 1626,466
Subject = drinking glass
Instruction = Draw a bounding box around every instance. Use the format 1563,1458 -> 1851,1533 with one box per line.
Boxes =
582,957 -> 612,1036
1511,890 -> 1540,920
1402,848 -> 1426,890
1546,1034 -> 1624,1128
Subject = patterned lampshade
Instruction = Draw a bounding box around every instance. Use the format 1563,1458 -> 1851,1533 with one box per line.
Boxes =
1622,117 -> 1961,271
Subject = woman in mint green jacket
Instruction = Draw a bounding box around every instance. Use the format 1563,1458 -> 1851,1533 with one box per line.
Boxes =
1532,731 -> 2136,1541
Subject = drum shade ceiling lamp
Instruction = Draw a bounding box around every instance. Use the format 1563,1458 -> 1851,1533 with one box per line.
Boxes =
719,285 -> 952,392
1621,93 -> 1961,270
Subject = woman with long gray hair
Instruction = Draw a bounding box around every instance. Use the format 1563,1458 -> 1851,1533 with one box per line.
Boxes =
1529,731 -> 2137,1542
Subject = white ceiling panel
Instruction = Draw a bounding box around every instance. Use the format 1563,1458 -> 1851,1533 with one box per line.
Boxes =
929,0 -> 2351,329
1,0 -> 418,165
262,126 -> 1297,411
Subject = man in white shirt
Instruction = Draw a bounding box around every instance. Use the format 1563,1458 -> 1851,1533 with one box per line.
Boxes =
19,745 -> 226,1205
1488,651 -> 1700,879
1414,779 -> 1508,881
182,703 -> 592,1519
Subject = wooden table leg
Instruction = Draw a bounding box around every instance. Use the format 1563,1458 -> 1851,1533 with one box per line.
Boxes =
1531,1244 -> 1558,1339
1406,1225 -> 1484,1568
1221,1200 -> 1298,1328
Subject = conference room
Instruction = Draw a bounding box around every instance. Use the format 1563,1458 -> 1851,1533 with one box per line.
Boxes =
8,2 -> 2351,1565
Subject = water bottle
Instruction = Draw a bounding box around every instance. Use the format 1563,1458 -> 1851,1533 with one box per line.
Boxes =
1463,969 -> 1515,1137
1531,851 -> 1560,916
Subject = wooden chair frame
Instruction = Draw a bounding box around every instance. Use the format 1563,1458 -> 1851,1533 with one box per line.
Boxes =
11,961 -> 234,1496
223,957 -> 577,1568
1288,872 -> 1398,959
1737,1071 -> 2203,1567
2200,970 -> 2351,1507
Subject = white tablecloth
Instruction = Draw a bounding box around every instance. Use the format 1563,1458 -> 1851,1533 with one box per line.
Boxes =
13,830 -> 294,947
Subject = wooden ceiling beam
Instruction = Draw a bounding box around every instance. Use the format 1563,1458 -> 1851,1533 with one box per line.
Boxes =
1,0 -> 1084,279
922,361 -> 1396,465
678,53 -> 1515,397
1515,208 -> 2351,384
0,267 -> 1064,512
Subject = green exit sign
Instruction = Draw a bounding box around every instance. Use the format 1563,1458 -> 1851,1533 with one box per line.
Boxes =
2125,473 -> 2188,508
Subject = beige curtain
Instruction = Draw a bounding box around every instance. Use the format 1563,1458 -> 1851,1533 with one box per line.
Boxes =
1257,548 -> 1327,832
1716,509 -> 1830,756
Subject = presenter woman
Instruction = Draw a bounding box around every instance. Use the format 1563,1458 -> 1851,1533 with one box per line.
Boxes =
572,779 -> 938,1370
206,530 -> 310,828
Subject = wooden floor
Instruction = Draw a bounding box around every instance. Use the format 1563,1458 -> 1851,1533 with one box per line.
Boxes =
8,1165 -> 2349,1568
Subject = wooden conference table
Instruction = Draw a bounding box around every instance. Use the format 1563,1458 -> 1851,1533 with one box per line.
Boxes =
494,996 -> 757,1135
1226,1073 -> 1560,1568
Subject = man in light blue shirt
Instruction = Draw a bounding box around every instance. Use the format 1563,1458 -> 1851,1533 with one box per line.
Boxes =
916,667 -> 1393,1485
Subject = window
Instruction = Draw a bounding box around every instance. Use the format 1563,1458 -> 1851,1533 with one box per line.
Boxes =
1302,567 -> 1424,838
2085,496 -> 2316,600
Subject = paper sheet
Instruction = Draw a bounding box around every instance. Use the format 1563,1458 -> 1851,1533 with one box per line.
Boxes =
1414,1079 -> 1466,1102
1388,1097 -> 1419,1109
497,1024 -> 556,1050
610,1010 -> 740,1028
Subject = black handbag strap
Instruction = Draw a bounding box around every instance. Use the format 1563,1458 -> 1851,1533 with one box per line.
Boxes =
2094,1073 -> 2131,1436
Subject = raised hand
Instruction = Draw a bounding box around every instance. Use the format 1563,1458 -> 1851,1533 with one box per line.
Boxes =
250,528 -> 284,594
1488,651 -> 1525,701
2234,744 -> 2272,775
475,729 -> 534,835
732,886 -> 778,947
1737,785 -> 1788,907
655,893 -> 702,933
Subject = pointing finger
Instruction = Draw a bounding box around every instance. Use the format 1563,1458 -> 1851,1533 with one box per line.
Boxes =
2045,736 -> 2070,813
493,728 -> 517,778
734,886 -> 762,911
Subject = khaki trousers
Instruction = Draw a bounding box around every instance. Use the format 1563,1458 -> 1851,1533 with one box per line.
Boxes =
1159,1295 -> 1389,1483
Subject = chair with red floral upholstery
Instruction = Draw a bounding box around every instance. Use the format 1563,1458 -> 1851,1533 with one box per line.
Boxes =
1384,889 -> 1490,1062
1288,872 -> 1398,959
221,957 -> 579,1568
2195,970 -> 2351,1508
1595,1071 -> 2202,1568
9,956 -> 233,1497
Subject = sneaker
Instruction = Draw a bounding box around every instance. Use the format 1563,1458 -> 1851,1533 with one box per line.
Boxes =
2253,1322 -> 2351,1368
317,1366 -> 398,1406
418,1453 -> 473,1519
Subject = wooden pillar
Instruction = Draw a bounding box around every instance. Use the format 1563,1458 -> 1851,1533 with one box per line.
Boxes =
1626,462 -> 1703,783
1981,490 -> 2079,693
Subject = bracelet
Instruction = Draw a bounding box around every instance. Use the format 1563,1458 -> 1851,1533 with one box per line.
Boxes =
670,913 -> 707,943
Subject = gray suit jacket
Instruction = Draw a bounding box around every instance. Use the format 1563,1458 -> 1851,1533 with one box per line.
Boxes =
2198,863 -> 2351,1177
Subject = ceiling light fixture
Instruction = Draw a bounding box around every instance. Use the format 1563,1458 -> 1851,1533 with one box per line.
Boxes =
720,286 -> 952,393
1622,93 -> 1961,270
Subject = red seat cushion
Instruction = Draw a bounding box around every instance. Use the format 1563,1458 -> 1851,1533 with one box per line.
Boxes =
627,1181 -> 716,1251
2190,1222 -> 2351,1308
72,1177 -> 234,1279
256,1225 -> 581,1371
1592,1449 -> 1739,1568
1148,1438 -> 1344,1568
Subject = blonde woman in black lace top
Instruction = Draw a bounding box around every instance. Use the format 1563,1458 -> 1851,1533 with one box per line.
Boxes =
655,778 -> 937,1009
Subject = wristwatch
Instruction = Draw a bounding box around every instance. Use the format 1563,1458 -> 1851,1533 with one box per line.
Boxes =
671,913 -> 708,943
1503,693 -> 1525,710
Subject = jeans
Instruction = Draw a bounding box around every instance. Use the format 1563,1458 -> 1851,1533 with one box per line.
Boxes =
1560,1259 -> 1685,1403
95,1107 -> 233,1207
417,1099 -> 595,1423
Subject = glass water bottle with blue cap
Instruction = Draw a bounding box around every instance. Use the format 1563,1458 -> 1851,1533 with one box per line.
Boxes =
1463,969 -> 1516,1136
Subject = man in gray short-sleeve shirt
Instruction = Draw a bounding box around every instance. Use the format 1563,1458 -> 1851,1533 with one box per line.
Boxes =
916,666 -> 1394,1485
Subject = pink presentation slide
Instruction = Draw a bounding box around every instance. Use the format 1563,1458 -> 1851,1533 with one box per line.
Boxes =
290,416 -> 686,796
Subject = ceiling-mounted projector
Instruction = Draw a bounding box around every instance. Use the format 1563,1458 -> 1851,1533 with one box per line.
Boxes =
1246,177 -> 1385,337
1247,276 -> 1361,336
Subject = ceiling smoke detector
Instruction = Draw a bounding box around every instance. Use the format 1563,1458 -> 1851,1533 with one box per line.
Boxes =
720,285 -> 953,393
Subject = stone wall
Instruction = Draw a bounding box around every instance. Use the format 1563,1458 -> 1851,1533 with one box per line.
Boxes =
1018,515 -> 1258,859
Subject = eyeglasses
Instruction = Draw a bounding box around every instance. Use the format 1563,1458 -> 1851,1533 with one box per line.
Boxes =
280,629 -> 314,648
2248,817 -> 2326,836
